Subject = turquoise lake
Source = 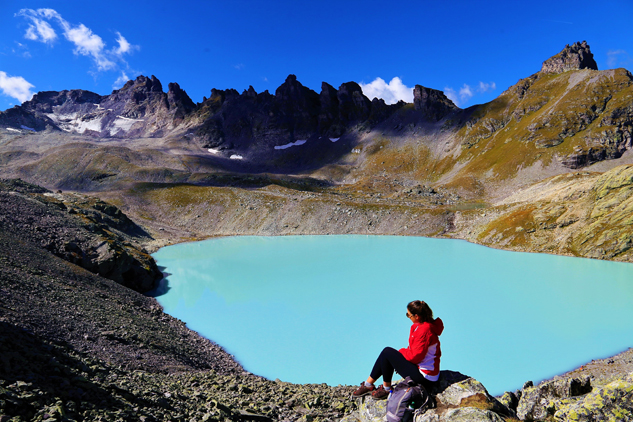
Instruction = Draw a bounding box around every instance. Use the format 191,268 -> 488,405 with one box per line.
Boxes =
150,235 -> 633,396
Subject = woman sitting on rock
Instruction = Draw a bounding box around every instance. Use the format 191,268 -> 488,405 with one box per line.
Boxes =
352,300 -> 444,400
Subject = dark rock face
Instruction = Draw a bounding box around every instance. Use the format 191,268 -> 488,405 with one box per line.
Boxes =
541,41 -> 598,74
561,98 -> 633,169
101,75 -> 170,121
194,75 -> 403,155
0,104 -> 56,131
413,85 -> 458,121
22,89 -> 103,115
168,82 -> 197,117
337,82 -> 372,124
318,82 -> 340,134
274,74 -> 322,138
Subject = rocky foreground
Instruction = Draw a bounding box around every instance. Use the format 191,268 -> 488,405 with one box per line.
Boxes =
1,179 -> 632,421
0,179 -> 356,421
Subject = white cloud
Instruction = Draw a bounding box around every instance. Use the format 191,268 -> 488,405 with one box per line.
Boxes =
444,81 -> 497,107
477,81 -> 496,93
16,8 -> 137,72
359,77 -> 414,104
443,87 -> 458,106
0,71 -> 35,103
24,18 -> 57,43
113,71 -> 130,89
113,32 -> 137,56
459,84 -> 474,103
65,23 -> 115,70
607,50 -> 631,68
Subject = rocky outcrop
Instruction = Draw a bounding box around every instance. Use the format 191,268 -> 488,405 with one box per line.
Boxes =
0,178 -> 162,292
337,82 -> 372,124
561,96 -> 633,169
413,85 -> 458,121
552,373 -> 633,421
342,371 -> 633,422
541,41 -> 598,74
342,371 -> 514,422
516,376 -> 592,420
167,82 -> 197,119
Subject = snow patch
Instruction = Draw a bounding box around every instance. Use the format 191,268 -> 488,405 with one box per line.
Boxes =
21,125 -> 35,132
208,148 -> 220,154
274,140 -> 307,150
116,115 -> 144,121
329,137 -> 340,142
6,128 -> 21,133
111,116 -> 143,134
45,112 -> 103,133
230,154 -> 243,160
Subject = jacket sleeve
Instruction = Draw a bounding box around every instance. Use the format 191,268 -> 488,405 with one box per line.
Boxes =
399,325 -> 432,364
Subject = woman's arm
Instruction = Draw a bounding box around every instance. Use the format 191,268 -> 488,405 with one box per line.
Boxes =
399,324 -> 432,363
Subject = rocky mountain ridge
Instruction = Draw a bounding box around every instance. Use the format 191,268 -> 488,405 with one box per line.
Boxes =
2,41 -> 630,177
1,42 -> 633,265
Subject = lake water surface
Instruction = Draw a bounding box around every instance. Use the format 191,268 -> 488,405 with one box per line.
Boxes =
151,235 -> 633,395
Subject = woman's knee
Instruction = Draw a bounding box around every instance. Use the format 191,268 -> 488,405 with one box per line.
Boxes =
380,346 -> 398,356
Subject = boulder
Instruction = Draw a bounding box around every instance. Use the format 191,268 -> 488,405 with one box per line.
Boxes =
339,397 -> 387,422
343,371 -> 511,422
552,373 -> 633,421
434,377 -> 511,417
497,390 -> 519,413
516,376 -> 591,420
420,407 -> 504,422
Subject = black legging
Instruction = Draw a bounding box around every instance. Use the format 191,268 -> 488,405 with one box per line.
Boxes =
370,347 -> 437,391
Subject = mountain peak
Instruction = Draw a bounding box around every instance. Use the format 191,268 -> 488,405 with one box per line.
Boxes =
413,85 -> 458,121
541,41 -> 598,74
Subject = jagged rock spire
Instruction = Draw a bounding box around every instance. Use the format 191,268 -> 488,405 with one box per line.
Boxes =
541,41 -> 598,74
413,85 -> 458,121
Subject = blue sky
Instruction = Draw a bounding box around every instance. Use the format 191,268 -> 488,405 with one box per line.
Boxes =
1,0 -> 632,112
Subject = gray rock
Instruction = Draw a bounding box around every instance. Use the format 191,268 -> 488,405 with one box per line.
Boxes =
497,391 -> 519,414
552,373 -> 633,421
436,377 -> 488,406
516,376 -> 591,420
343,373 -> 512,422
437,407 -> 504,422
541,41 -> 598,74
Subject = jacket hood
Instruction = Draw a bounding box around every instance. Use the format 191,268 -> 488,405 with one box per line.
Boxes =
429,317 -> 444,336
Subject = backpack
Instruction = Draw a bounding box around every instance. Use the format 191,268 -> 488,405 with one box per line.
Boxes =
385,377 -> 430,422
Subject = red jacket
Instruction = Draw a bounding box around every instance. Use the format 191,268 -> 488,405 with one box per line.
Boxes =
399,318 -> 444,380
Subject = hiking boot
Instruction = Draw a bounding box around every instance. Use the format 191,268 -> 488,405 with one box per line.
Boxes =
372,385 -> 391,400
352,382 -> 375,397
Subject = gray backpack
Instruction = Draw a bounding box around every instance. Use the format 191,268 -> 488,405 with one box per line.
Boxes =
385,377 -> 430,422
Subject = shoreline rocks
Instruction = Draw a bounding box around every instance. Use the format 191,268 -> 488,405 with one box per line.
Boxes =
343,370 -> 633,421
